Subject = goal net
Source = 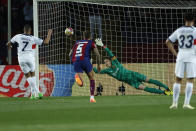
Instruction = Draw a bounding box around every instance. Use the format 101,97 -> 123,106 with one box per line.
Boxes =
33,0 -> 196,96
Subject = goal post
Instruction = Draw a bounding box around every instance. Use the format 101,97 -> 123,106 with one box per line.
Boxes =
33,0 -> 40,92
33,0 -> 196,97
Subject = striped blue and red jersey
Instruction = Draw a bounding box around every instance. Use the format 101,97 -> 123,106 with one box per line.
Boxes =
72,40 -> 96,62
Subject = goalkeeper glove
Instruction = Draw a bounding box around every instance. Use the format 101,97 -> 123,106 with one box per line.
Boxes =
95,38 -> 104,47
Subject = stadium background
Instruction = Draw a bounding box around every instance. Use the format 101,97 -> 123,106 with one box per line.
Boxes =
0,0 -> 196,96
0,1 -> 196,131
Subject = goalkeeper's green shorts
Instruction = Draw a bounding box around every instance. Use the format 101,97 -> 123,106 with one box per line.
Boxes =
127,72 -> 147,89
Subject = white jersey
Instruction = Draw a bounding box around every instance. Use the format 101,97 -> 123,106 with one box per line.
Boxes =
10,34 -> 43,58
168,26 -> 196,63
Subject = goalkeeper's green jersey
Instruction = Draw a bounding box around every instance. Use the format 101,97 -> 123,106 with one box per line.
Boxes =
93,47 -> 146,88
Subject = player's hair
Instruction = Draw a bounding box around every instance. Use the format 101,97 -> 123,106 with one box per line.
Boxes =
83,31 -> 91,39
24,24 -> 32,32
103,56 -> 111,61
184,13 -> 195,22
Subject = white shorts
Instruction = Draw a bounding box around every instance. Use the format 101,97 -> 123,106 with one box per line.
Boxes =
175,61 -> 196,78
18,56 -> 35,74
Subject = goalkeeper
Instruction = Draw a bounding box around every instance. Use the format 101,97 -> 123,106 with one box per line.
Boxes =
93,39 -> 173,95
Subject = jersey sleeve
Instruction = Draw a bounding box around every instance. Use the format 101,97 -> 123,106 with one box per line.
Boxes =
10,35 -> 18,44
168,30 -> 178,43
33,36 -> 43,45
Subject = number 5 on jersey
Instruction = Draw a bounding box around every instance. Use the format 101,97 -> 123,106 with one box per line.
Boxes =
76,44 -> 84,57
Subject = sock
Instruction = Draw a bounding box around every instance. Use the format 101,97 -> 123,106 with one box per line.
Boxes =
27,77 -> 35,96
173,83 -> 181,104
144,87 -> 165,94
184,82 -> 193,105
32,76 -> 40,94
30,87 -> 35,96
90,80 -> 95,96
27,77 -> 40,97
148,79 -> 169,90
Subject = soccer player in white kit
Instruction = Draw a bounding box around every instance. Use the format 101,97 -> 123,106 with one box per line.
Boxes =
7,25 -> 52,99
166,13 -> 196,109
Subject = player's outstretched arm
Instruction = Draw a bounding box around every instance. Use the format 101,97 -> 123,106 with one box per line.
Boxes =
95,38 -> 115,58
165,39 -> 177,57
95,38 -> 119,64
43,29 -> 53,44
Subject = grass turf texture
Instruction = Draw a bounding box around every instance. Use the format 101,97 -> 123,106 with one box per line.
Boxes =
0,95 -> 196,131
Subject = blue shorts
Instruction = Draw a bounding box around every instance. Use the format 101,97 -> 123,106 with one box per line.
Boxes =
73,59 -> 93,74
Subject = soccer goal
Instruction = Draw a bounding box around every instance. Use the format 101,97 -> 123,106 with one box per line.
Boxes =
33,0 -> 196,96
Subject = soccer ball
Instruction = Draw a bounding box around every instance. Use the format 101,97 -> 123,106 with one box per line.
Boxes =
65,27 -> 74,36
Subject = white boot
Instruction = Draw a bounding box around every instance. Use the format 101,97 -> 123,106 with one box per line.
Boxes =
169,103 -> 178,109
183,104 -> 195,110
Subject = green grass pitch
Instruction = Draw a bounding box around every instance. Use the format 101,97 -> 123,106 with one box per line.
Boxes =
0,95 -> 196,131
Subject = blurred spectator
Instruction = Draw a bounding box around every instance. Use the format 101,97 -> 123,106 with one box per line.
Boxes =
1,0 -> 7,6
0,0 -> 7,65
12,0 -> 25,33
89,4 -> 102,39
0,1 -> 7,41
23,1 -> 33,26
0,0 -> 27,65
89,15 -> 102,39
0,56 -> 8,65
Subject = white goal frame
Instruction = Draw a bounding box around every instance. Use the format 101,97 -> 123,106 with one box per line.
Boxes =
33,0 -> 196,95
33,0 -> 39,88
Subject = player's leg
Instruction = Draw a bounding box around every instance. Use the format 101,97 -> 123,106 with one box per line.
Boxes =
84,59 -> 96,103
183,78 -> 194,109
183,62 -> 195,109
138,84 -> 165,94
134,72 -> 170,95
145,78 -> 171,92
30,71 -> 43,99
19,61 -> 36,99
170,61 -> 184,109
27,59 -> 42,98
170,77 -> 182,109
73,61 -> 84,87
24,72 -> 36,99
87,71 -> 96,103
75,73 -> 83,87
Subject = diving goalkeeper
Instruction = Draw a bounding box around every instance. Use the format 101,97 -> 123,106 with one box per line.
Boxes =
93,39 -> 173,95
